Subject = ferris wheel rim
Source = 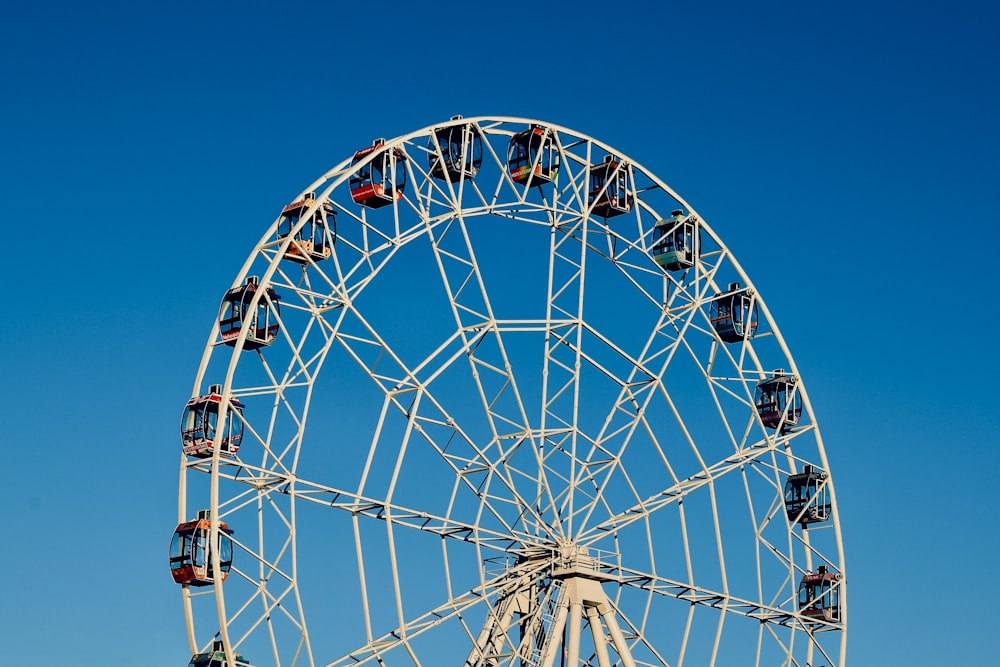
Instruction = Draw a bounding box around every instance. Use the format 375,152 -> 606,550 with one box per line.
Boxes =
177,115 -> 846,667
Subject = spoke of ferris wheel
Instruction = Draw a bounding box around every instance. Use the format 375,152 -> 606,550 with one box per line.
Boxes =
209,461 -> 531,551
422,211 -> 563,539
323,559 -> 550,667
541,312 -> 673,536
539,205 -> 590,537
572,242 -> 713,420
564,376 -> 744,540
574,445 -> 773,546
533,271 -> 699,520
611,563 -> 828,629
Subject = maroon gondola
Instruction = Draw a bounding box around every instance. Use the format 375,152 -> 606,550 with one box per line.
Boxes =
755,370 -> 802,432
180,384 -> 244,458
169,510 -> 234,587
797,565 -> 842,623
710,283 -> 758,343
784,465 -> 831,526
219,276 -> 281,350
588,154 -> 633,218
350,139 -> 407,208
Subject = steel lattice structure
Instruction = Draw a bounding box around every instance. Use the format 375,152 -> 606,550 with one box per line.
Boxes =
177,116 -> 847,667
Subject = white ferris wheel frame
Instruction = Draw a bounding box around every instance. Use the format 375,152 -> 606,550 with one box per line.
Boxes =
177,116 -> 847,667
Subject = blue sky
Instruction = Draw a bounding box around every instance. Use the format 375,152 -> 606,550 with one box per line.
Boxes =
1,0 -> 997,664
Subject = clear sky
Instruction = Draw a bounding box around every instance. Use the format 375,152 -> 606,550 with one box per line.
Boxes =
1,0 -> 997,664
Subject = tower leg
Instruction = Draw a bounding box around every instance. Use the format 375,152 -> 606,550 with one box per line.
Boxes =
586,606 -> 613,667
538,599 -> 569,667
601,607 -> 637,667
565,600 -> 584,667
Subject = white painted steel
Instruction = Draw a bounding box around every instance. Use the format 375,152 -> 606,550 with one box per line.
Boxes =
178,117 -> 846,667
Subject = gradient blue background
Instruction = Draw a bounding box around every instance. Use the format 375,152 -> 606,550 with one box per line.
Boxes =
1,1 -> 996,664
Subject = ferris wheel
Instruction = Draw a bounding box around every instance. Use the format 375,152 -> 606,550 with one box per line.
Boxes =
171,116 -> 846,667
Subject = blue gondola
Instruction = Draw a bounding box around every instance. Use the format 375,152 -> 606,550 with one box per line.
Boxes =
350,139 -> 407,208
507,124 -> 559,186
278,192 -> 336,263
181,384 -> 245,458
755,370 -> 802,432
219,276 -> 281,350
187,640 -> 253,667
797,565 -> 842,623
428,116 -> 483,181
784,465 -> 831,526
588,154 -> 633,218
169,510 -> 234,587
651,209 -> 699,271
710,283 -> 758,343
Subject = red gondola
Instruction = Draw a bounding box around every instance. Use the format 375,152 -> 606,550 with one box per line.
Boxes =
784,465 -> 831,526
428,116 -> 483,181
651,209 -> 699,271
219,276 -> 281,350
797,565 -> 842,623
279,191 -> 336,263
187,640 -> 252,667
169,511 -> 234,587
507,124 -> 559,186
181,384 -> 244,458
710,283 -> 758,343
755,370 -> 802,432
588,154 -> 633,218
350,139 -> 407,208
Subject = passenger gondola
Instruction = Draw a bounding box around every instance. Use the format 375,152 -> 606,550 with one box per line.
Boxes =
784,465 -> 831,526
169,511 -> 234,587
797,565 -> 841,623
278,191 -> 336,263
350,139 -> 407,208
710,283 -> 758,342
507,124 -> 559,186
187,640 -> 252,667
218,276 -> 281,350
428,116 -> 483,181
755,370 -> 802,432
651,209 -> 699,271
181,384 -> 245,458
588,154 -> 633,218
